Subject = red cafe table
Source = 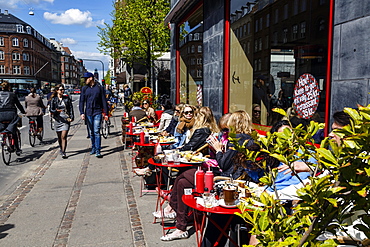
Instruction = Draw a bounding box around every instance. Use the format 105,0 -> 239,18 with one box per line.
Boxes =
148,157 -> 194,234
182,194 -> 243,247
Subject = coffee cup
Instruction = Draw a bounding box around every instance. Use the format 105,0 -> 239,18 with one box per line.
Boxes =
222,186 -> 238,205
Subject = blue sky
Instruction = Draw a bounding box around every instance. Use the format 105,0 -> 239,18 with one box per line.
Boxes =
2,0 -> 114,79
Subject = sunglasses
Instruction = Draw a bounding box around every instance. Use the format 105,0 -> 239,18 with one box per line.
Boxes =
175,109 -> 180,112
59,88 -> 65,91
253,110 -> 261,113
222,128 -> 229,132
143,102 -> 148,104
184,111 -> 193,115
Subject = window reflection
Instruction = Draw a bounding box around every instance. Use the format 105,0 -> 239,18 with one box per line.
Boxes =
229,0 -> 329,127
178,6 -> 203,106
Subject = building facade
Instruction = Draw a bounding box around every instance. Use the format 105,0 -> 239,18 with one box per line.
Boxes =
0,10 -> 61,89
166,0 -> 370,133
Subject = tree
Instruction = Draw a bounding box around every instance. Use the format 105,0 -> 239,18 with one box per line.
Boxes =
104,69 -> 111,85
98,0 -> 170,87
233,107 -> 370,246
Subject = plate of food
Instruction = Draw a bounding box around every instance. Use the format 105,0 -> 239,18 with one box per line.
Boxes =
159,137 -> 176,143
218,199 -> 240,208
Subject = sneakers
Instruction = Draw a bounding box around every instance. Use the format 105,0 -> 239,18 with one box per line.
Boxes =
160,229 -> 188,241
62,152 -> 67,159
133,168 -> 152,176
90,148 -> 96,155
95,152 -> 103,158
152,210 -> 176,219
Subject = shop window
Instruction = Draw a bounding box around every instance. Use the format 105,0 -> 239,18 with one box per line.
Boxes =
178,4 -> 203,105
12,38 -> 19,46
229,0 -> 329,126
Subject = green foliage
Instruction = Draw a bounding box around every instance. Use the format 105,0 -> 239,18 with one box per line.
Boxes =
98,0 -> 170,82
234,107 -> 370,246
125,91 -> 159,110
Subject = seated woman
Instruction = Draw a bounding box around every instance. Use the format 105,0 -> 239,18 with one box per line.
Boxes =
155,106 -> 219,241
142,100 -> 156,122
171,104 -> 197,149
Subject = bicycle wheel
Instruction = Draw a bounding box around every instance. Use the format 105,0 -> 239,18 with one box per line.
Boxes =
29,123 -> 36,147
101,119 -> 109,139
2,134 -> 12,165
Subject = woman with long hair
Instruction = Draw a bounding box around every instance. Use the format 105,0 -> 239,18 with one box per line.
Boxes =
25,88 -> 46,137
156,106 -> 219,241
49,84 -> 74,158
172,104 -> 197,149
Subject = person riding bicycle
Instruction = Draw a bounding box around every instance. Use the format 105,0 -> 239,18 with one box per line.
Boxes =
25,87 -> 46,137
0,81 -> 26,155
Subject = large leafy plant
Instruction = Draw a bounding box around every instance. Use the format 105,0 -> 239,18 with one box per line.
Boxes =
125,91 -> 159,111
232,107 -> 370,246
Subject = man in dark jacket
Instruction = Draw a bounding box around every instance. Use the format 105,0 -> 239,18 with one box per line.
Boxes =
79,72 -> 108,158
0,81 -> 26,155
128,100 -> 147,122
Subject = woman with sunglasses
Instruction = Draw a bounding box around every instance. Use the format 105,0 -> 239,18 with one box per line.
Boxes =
49,84 -> 74,158
171,104 -> 197,149
142,100 -> 156,122
161,103 -> 184,136
156,106 -> 220,241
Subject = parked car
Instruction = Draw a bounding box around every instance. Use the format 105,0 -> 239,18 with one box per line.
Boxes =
73,89 -> 81,94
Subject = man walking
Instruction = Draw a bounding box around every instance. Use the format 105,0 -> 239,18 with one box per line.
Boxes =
79,72 -> 108,158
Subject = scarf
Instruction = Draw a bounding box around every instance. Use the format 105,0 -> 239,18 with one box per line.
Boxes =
176,116 -> 195,134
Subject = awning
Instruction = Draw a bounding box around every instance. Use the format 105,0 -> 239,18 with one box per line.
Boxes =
133,74 -> 145,82
116,72 -> 127,84
164,0 -> 199,24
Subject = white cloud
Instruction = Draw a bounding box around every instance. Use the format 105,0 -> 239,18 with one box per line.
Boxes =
3,0 -> 53,9
43,9 -> 102,28
60,38 -> 77,45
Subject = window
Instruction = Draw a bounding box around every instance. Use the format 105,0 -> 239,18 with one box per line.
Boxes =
24,66 -> 30,75
0,65 -> 4,74
243,24 -> 247,36
194,33 -> 200,41
255,19 -> 259,32
284,4 -> 289,20
65,57 -> 69,62
258,38 -> 262,51
12,38 -> 19,46
265,35 -> 269,48
23,39 -> 29,47
197,45 -> 202,53
26,26 -> 32,34
254,40 -> 258,52
247,22 -> 251,34
23,53 -> 29,61
283,28 -> 288,43
266,14 -> 270,27
0,37 -> 4,46
191,58 -> 196,65
197,58 -> 202,64
301,0 -> 307,12
293,0 -> 299,15
275,9 -> 279,24
273,32 -> 278,45
16,24 -> 24,33
247,41 -> 250,54
12,52 -> 20,60
65,64 -> 69,70
13,65 -> 21,74
292,24 -> 298,40
319,19 -> 325,31
259,17 -> 263,30
300,22 -> 306,38
0,50 -> 4,60
191,45 -> 195,53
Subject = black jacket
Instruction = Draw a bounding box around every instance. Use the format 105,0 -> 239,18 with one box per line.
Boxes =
164,117 -> 178,136
180,127 -> 211,151
50,96 -> 74,121
214,133 -> 254,179
0,91 -> 25,113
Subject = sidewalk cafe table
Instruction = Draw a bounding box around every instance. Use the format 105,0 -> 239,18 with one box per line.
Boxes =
148,158 -> 194,234
182,194 -> 242,247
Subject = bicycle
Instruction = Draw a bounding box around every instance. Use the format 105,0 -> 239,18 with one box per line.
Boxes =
28,117 -> 43,147
0,122 -> 21,165
101,115 -> 110,139
49,111 -> 54,130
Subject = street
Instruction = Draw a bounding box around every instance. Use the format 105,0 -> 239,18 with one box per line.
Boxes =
0,95 -> 81,206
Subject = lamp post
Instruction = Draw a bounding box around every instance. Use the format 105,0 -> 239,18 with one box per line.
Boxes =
78,58 -> 105,82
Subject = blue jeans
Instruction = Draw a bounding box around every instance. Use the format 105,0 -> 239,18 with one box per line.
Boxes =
86,114 -> 102,152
